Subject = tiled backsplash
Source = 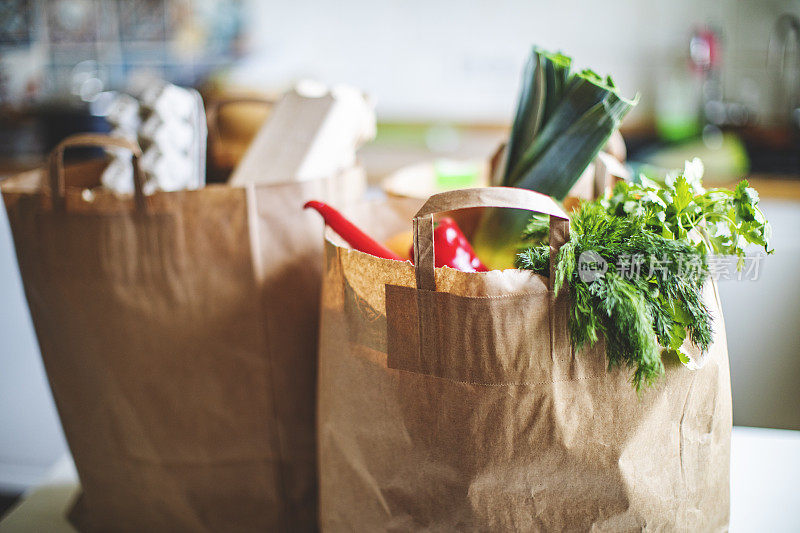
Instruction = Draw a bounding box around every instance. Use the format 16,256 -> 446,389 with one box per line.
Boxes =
0,0 -> 243,104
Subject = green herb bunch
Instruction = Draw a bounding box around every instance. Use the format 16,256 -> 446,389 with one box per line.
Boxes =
603,158 -> 773,264
516,159 -> 773,389
517,204 -> 711,389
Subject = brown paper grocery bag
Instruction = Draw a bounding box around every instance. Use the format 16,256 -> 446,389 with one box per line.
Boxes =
1,133 -> 365,532
318,187 -> 732,531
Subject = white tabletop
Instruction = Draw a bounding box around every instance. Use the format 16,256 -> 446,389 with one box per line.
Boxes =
1,426 -> 798,532
729,426 -> 800,532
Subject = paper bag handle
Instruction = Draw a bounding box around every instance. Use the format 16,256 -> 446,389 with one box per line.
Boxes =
48,133 -> 144,212
412,187 -> 569,292
206,96 -> 274,147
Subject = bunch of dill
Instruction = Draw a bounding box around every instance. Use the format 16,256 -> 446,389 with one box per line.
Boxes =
516,203 -> 711,389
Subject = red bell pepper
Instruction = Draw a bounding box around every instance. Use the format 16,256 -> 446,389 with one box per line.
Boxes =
304,201 -> 488,272
410,217 -> 488,272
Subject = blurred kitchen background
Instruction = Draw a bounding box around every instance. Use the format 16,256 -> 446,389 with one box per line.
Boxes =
1,0 -> 799,503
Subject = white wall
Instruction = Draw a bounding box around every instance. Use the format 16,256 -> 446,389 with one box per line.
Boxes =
0,201 -> 68,493
233,0 -> 800,125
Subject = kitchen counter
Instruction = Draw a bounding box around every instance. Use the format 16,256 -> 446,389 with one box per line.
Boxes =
1,426 -> 799,532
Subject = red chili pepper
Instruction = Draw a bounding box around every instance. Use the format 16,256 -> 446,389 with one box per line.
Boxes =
409,217 -> 488,272
304,201 -> 402,260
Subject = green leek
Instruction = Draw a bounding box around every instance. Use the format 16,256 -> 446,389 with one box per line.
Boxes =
472,48 -> 638,269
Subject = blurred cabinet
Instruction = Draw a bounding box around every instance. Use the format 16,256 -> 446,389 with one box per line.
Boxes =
720,199 -> 800,430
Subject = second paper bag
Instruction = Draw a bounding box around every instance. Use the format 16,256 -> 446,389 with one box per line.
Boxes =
317,187 -> 731,531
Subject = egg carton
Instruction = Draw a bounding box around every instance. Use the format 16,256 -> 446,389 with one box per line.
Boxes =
103,81 -> 207,194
